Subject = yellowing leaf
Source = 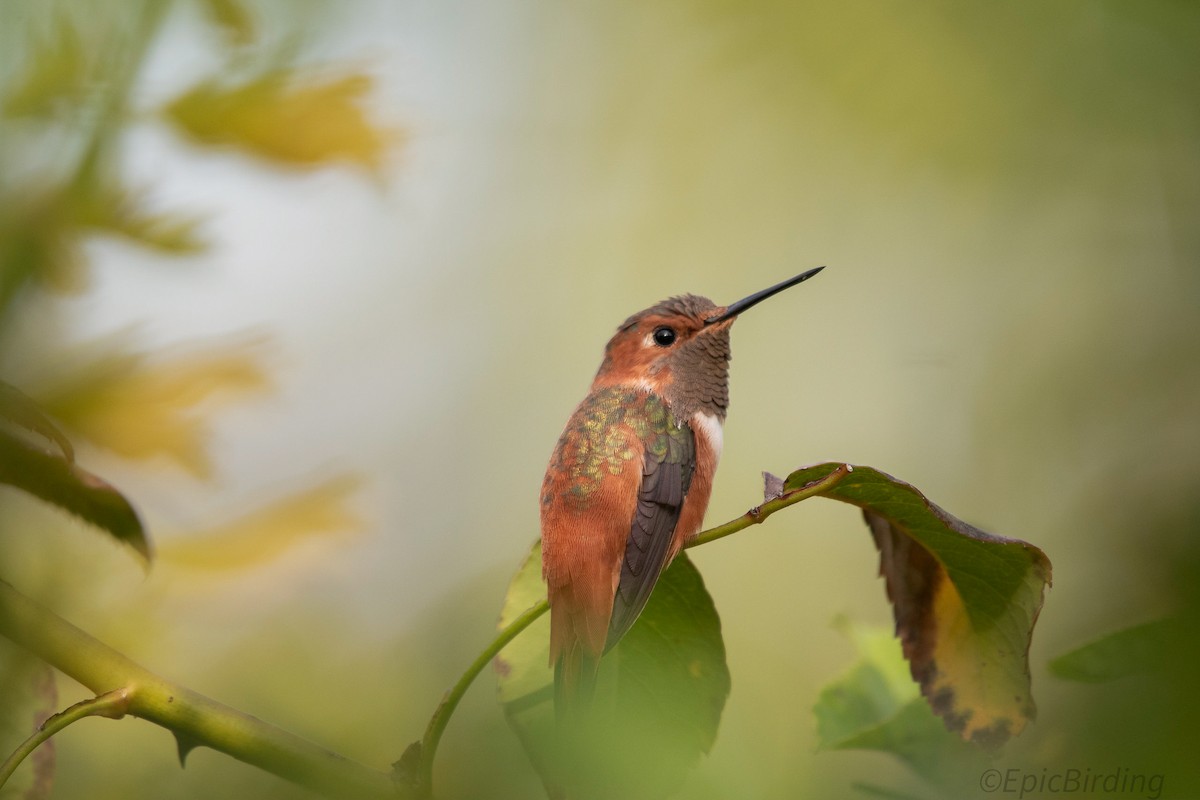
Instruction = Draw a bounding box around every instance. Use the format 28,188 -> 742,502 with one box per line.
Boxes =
159,475 -> 362,571
783,463 -> 1052,749
37,342 -> 271,478
164,70 -> 393,168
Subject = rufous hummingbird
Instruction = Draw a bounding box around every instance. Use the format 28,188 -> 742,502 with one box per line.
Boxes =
540,267 -> 824,709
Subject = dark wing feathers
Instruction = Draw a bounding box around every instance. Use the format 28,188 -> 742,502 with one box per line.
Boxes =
605,422 -> 695,651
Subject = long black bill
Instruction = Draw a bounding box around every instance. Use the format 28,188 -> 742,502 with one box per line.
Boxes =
704,266 -> 825,325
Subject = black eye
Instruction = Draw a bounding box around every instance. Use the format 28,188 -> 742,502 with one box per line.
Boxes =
652,326 -> 677,347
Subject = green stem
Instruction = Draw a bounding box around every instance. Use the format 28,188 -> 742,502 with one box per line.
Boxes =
413,599 -> 549,796
0,689 -> 131,790
414,463 -> 853,794
0,579 -> 395,800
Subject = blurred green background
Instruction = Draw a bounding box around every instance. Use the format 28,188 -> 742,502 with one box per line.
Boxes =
1,1 -> 1197,798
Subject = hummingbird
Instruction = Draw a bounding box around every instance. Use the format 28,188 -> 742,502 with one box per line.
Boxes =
540,267 -> 824,709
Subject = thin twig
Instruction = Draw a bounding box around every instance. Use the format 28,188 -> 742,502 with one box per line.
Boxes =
687,463 -> 853,548
413,598 -> 549,795
0,689 -> 130,790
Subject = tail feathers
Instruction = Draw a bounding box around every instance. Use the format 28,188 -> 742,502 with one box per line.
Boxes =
554,641 -> 600,723
547,571 -> 612,722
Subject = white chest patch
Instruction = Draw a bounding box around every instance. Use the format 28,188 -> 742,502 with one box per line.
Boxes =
690,411 -> 724,464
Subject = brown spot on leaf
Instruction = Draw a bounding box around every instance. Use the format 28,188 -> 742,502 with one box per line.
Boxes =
928,685 -> 971,734
494,655 -> 512,679
969,719 -> 1013,751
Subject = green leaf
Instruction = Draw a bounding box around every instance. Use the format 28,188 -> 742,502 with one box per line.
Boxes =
0,430 -> 149,563
0,381 -> 74,464
785,463 -> 1052,748
495,540 -> 730,799
814,620 -> 920,746
1048,618 -> 1174,683
814,620 -> 987,788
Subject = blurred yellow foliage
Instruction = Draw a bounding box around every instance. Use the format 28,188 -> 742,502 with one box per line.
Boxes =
0,182 -> 205,308
75,181 -> 207,255
3,15 -> 90,119
198,0 -> 257,47
37,343 -> 270,478
0,189 -> 88,299
159,475 -> 362,571
165,70 -> 393,168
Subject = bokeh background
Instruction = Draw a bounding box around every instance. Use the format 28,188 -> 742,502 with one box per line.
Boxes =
1,1 -> 1197,798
